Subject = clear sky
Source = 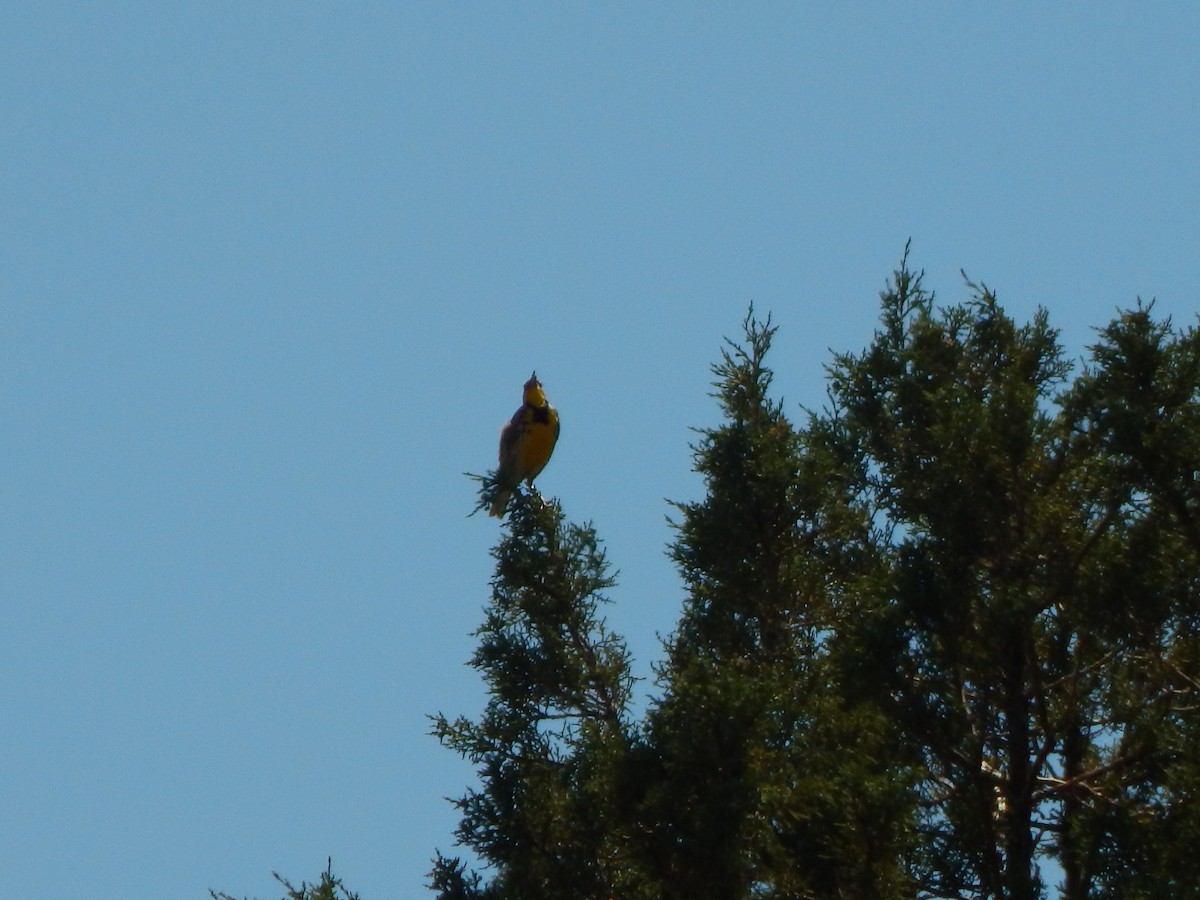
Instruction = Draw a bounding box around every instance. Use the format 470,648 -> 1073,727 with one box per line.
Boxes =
2,5 -> 1197,898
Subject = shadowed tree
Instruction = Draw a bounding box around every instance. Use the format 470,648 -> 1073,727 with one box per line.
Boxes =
819,257 -> 1200,899
428,251 -> 1199,900
640,308 -> 918,899
211,860 -> 360,900
213,254 -> 1198,900
430,489 -> 641,900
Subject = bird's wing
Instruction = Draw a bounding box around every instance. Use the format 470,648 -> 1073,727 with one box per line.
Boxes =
496,405 -> 527,479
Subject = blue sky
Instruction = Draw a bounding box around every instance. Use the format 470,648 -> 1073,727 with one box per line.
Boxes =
2,5 -> 1197,898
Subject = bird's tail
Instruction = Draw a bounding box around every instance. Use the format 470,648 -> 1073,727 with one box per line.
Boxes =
489,487 -> 513,518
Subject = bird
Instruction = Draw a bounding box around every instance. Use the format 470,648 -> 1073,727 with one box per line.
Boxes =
489,371 -> 560,517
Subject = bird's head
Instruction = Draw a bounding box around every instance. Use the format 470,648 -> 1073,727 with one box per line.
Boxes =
523,372 -> 548,407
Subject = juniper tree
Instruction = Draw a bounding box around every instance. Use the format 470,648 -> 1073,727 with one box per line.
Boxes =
432,254 -> 1199,900
211,860 -> 359,900
819,258 -> 1200,899
640,309 -> 918,899
1049,305 -> 1200,899
430,489 -> 640,900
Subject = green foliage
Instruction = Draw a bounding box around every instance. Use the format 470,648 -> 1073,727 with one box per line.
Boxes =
211,860 -> 359,900
216,256 -> 1197,899
430,488 -> 639,900
820,260 -> 1200,900
643,307 -> 918,899
432,264 -> 1200,899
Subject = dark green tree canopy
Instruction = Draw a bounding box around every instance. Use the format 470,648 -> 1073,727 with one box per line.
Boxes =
429,251 -> 1199,900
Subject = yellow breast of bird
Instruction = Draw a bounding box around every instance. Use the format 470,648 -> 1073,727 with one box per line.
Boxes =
516,404 -> 559,482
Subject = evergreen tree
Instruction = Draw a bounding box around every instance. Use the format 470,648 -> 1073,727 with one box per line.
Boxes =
430,490 -> 640,899
641,309 -> 917,899
1051,304 -> 1200,899
432,253 -> 1200,899
817,256 -> 1200,898
211,860 -> 359,900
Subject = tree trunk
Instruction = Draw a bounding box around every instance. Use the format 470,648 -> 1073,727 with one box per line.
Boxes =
1004,621 -> 1037,900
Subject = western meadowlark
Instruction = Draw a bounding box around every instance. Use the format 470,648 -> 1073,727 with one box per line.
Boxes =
489,371 -> 560,517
